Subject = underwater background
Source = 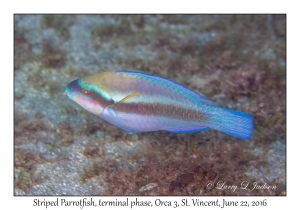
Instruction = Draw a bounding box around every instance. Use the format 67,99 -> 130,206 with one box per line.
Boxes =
14,14 -> 286,195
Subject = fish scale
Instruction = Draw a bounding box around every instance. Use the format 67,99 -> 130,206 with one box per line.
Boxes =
66,70 -> 253,139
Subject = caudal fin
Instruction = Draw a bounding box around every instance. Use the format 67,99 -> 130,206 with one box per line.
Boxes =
212,108 -> 254,140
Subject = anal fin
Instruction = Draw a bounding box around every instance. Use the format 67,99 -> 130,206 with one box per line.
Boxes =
164,126 -> 209,134
119,126 -> 140,133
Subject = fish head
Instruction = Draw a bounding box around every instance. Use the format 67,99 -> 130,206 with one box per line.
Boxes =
65,73 -> 114,116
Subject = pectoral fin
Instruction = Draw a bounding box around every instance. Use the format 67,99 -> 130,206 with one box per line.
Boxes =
106,92 -> 140,114
118,92 -> 140,103
114,92 -> 140,108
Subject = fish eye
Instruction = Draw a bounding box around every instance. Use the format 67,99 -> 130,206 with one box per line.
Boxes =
83,89 -> 90,95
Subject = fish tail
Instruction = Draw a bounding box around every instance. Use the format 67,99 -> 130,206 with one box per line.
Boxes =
211,108 -> 254,140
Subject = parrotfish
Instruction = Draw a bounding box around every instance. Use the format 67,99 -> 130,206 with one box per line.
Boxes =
65,71 -> 253,140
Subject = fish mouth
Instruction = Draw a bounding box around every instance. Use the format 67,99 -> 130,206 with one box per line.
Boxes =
65,89 -> 71,98
65,85 -> 73,98
65,79 -> 80,99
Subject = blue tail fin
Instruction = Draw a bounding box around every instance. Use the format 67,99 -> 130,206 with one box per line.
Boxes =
213,108 -> 254,140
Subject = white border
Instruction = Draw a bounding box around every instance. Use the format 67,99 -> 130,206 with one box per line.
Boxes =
3,0 -> 296,209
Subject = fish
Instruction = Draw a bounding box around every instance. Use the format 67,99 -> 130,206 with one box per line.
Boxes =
65,70 -> 253,140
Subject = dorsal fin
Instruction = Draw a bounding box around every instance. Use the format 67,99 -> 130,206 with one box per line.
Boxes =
115,70 -> 218,107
